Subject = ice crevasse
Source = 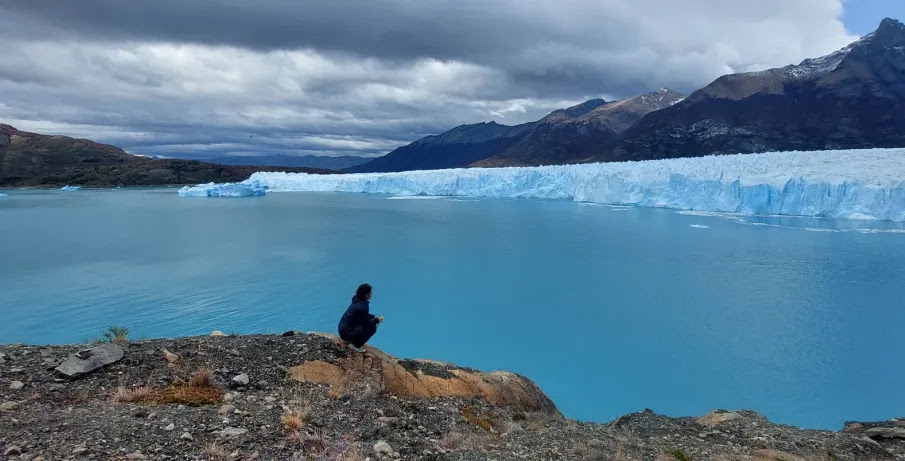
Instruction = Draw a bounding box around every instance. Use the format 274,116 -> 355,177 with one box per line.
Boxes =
179,148 -> 905,221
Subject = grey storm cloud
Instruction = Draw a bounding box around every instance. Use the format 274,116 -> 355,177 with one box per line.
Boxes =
0,0 -> 857,158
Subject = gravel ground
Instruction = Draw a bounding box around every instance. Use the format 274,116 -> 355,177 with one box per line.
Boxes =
1,334 -> 902,460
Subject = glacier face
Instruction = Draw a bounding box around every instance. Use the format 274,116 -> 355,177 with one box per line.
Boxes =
178,181 -> 266,197
183,148 -> 905,221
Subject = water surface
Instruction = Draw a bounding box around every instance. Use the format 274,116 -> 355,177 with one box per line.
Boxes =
1,188 -> 903,429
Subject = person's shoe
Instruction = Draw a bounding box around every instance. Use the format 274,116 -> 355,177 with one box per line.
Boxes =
348,344 -> 366,353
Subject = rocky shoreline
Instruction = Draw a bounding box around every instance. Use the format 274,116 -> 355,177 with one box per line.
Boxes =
1,333 -> 902,460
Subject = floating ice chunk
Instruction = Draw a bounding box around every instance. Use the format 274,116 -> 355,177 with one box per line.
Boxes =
198,148 -> 905,221
385,195 -> 445,200
178,180 -> 266,197
0,193 -> 7,197
689,224 -> 710,229
60,185 -> 81,191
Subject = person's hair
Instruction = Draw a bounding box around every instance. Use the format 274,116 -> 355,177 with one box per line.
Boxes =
356,283 -> 372,299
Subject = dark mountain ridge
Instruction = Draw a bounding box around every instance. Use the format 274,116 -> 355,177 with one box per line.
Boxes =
609,17 -> 905,161
0,124 -> 331,187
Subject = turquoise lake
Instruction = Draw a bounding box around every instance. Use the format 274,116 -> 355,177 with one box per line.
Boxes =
1,188 -> 904,429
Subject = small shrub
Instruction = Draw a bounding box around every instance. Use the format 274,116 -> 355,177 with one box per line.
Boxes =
157,383 -> 223,406
282,411 -> 305,430
459,407 -> 507,434
111,386 -> 153,403
188,367 -> 215,387
671,448 -> 692,461
204,442 -> 230,460
103,325 -> 130,343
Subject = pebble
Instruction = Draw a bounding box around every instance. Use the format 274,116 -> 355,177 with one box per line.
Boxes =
264,396 -> 276,403
0,352 -> 7,362
9,380 -> 24,390
218,404 -> 237,416
218,427 -> 248,437
72,445 -> 89,455
374,440 -> 393,455
232,373 -> 250,386
164,423 -> 175,431
125,452 -> 147,460
0,401 -> 19,411
180,432 -> 194,441
223,392 -> 235,402
4,446 -> 22,456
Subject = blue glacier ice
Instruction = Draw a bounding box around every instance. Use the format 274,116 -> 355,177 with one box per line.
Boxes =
60,185 -> 81,191
0,194 -> 7,197
183,148 -> 905,221
178,180 -> 267,197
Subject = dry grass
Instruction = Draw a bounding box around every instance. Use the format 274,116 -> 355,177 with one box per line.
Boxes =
439,430 -> 495,451
281,399 -> 312,430
335,442 -> 366,461
188,367 -> 215,387
111,382 -> 222,406
156,383 -> 223,406
204,442 -> 230,460
111,386 -> 153,403
459,406 -> 509,434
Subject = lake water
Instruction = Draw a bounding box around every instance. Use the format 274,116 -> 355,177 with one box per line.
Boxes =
1,188 -> 904,429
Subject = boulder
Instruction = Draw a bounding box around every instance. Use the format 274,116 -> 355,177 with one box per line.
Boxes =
161,348 -> 180,363
697,410 -> 742,426
210,331 -> 226,337
232,373 -> 250,386
55,344 -> 124,379
9,380 -> 24,390
373,440 -> 393,455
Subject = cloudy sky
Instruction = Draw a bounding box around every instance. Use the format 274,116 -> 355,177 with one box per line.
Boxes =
0,0 -> 897,159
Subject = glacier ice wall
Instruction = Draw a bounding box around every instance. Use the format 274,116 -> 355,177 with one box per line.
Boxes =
178,181 -> 266,197
187,149 -> 905,221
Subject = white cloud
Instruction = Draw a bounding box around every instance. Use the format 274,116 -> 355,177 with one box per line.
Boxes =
0,0 -> 860,158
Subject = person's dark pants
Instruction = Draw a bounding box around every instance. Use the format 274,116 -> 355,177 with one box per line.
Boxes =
340,324 -> 377,348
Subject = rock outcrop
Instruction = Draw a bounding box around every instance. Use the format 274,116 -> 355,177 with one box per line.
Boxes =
290,333 -> 559,415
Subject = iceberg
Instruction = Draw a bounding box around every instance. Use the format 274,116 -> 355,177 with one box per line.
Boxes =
60,185 -> 81,191
178,180 -> 267,197
192,148 -> 905,221
0,193 -> 7,197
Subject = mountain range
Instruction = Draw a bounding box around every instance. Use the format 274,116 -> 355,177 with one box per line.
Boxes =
351,17 -> 905,172
2,18 -> 903,185
0,124 -> 329,187
188,154 -> 370,170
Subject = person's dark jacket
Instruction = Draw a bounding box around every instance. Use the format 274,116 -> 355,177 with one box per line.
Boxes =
338,295 -> 379,337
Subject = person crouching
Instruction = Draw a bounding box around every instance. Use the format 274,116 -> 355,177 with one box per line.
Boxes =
338,283 -> 383,352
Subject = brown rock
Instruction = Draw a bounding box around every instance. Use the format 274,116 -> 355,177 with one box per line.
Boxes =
161,348 -> 180,363
697,410 -> 742,426
289,334 -> 559,415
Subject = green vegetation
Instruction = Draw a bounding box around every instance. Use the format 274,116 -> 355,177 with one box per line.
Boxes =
670,448 -> 692,461
103,325 -> 130,343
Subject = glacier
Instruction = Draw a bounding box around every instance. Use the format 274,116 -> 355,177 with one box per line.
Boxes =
180,148 -> 905,221
178,181 -> 266,197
